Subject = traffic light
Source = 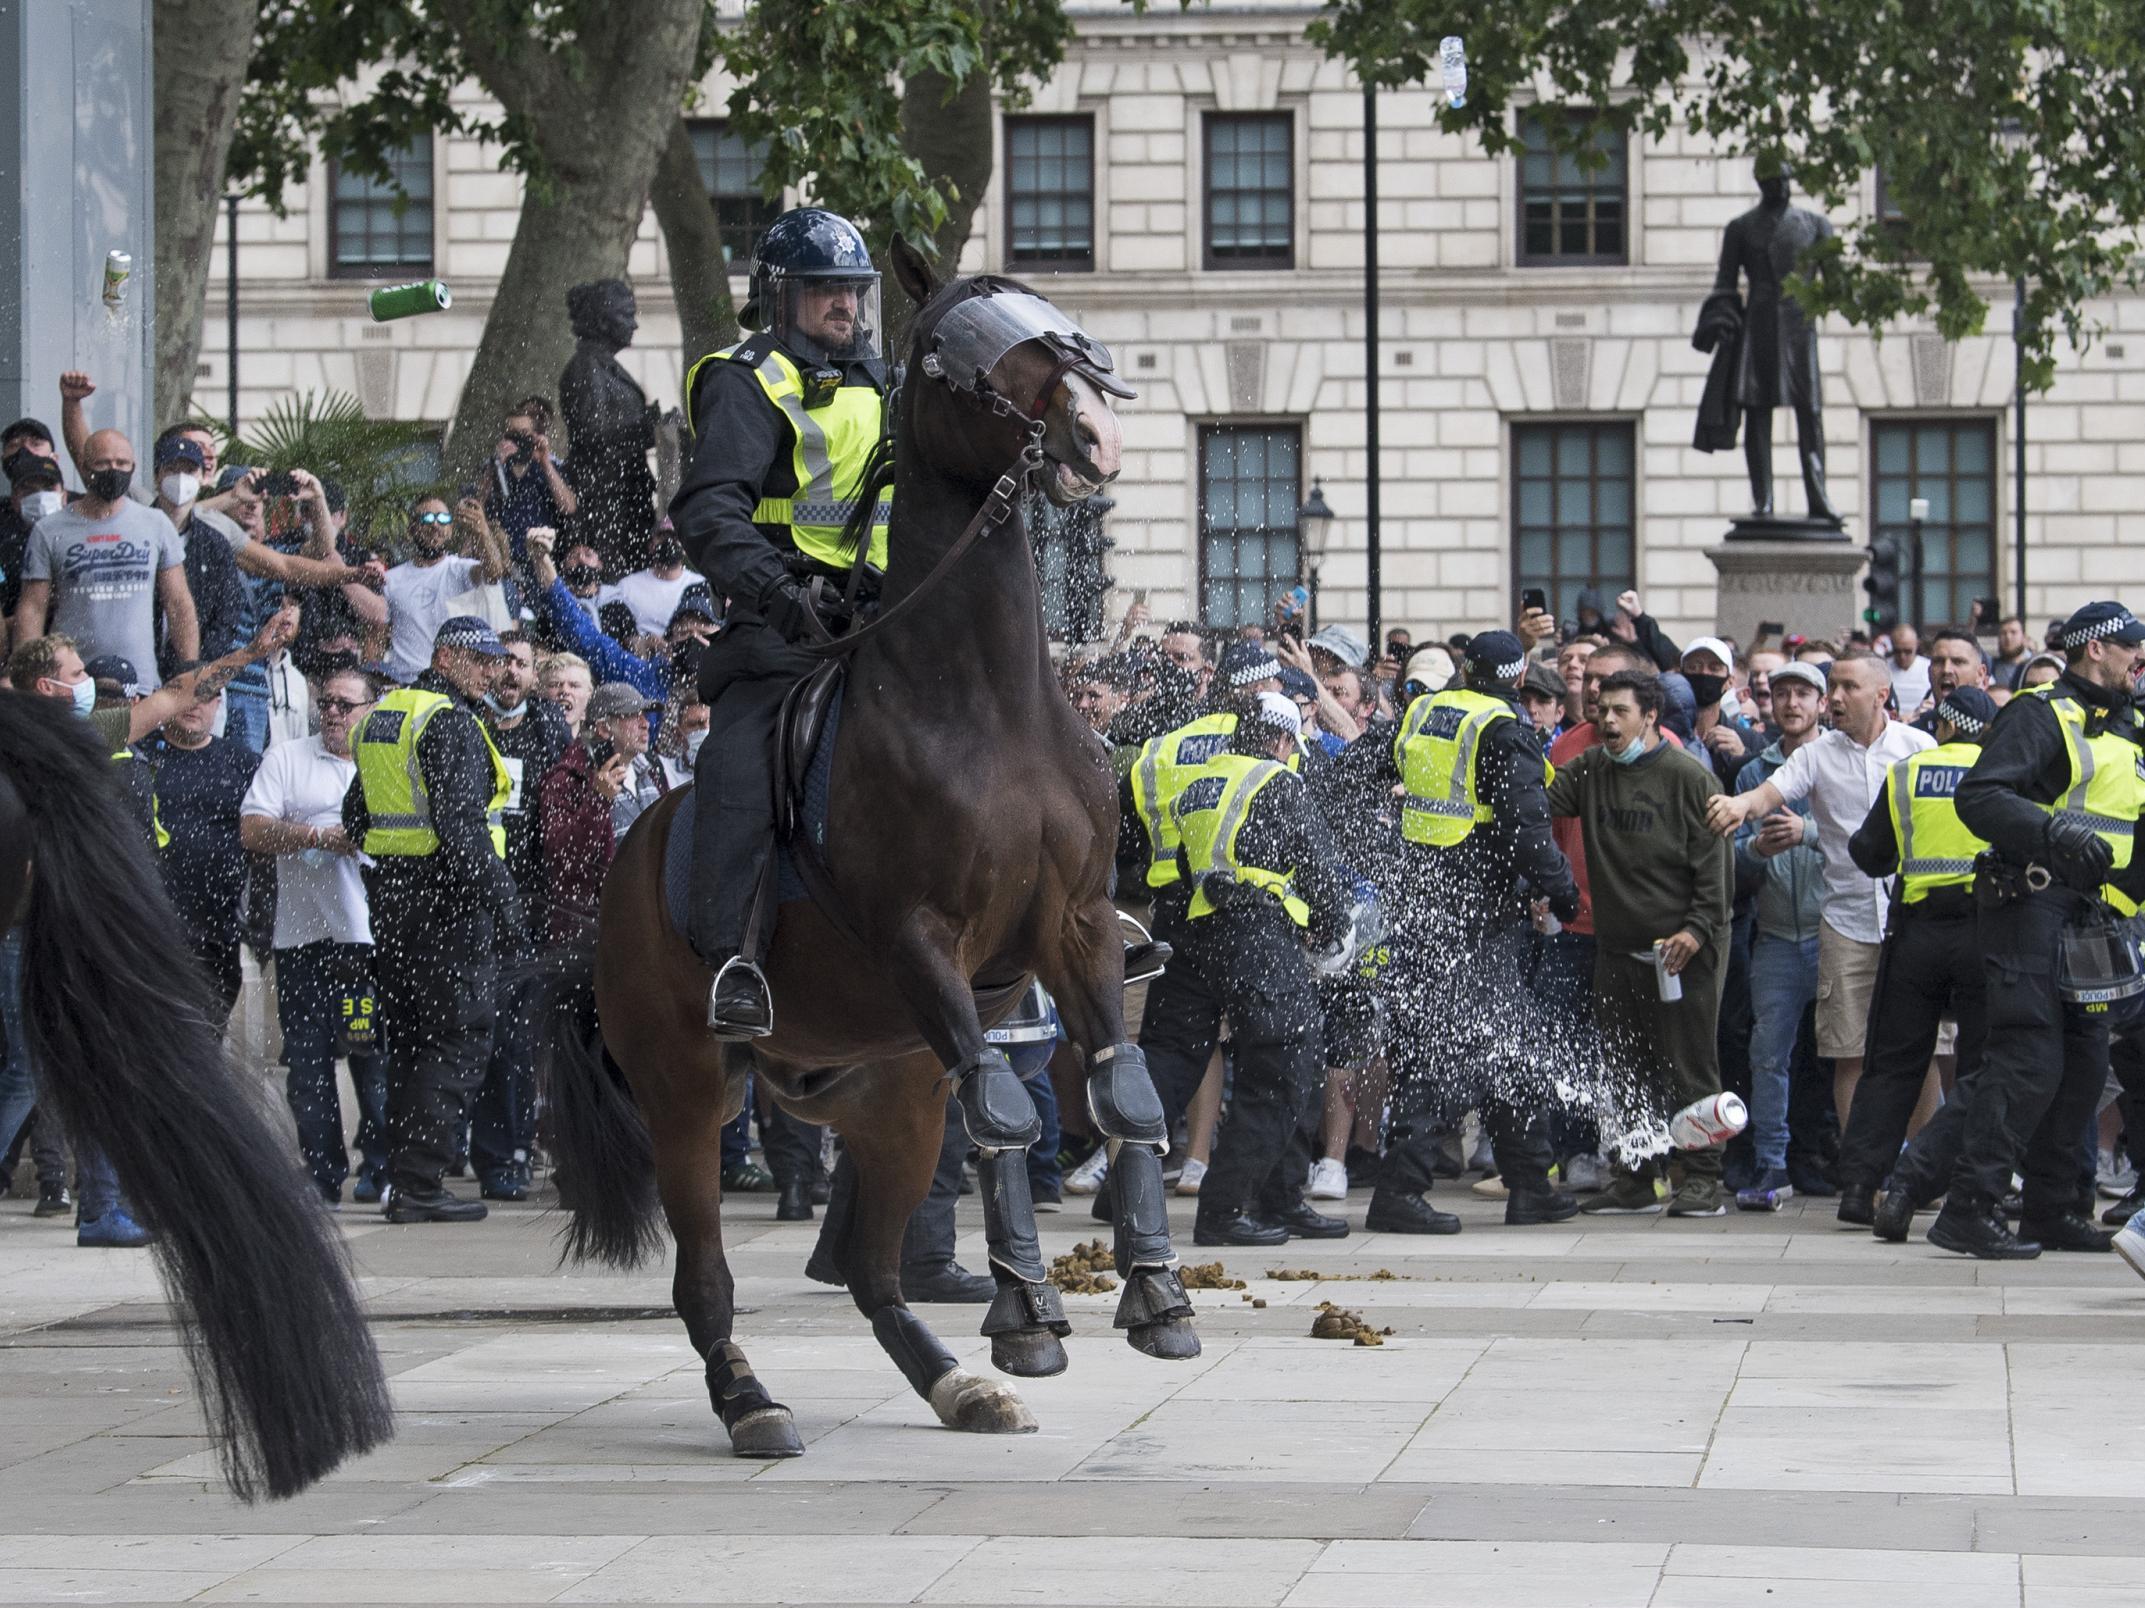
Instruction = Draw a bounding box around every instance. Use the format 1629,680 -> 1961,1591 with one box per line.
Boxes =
1862,532 -> 1902,630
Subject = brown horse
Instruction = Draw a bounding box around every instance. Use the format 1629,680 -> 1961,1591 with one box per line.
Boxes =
547,242 -> 1198,1457
0,694 -> 393,1500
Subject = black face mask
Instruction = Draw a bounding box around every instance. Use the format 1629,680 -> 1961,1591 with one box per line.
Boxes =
563,564 -> 603,590
670,640 -> 705,682
652,540 -> 687,568
86,467 -> 131,501
1686,673 -> 1728,710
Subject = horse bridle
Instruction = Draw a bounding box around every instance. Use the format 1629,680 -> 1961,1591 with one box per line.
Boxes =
803,284 -> 1131,661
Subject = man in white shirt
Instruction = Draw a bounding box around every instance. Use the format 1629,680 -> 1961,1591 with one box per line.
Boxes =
381,496 -> 510,683
238,665 -> 390,1205
610,523 -> 706,638
1886,623 -> 1932,714
1706,649 -> 1934,1217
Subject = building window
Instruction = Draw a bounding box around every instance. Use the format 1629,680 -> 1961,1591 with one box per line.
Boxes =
687,120 -> 781,266
1204,113 -> 1293,270
1199,425 -> 1300,627
1516,109 -> 1627,266
328,137 -> 434,277
1512,421 -> 1635,623
1872,419 -> 1997,627
1005,116 -> 1094,272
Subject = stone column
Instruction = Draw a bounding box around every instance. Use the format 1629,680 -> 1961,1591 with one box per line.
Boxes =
1705,516 -> 1867,647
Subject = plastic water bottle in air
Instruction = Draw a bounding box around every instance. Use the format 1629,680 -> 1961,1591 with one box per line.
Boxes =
1666,1092 -> 1748,1149
1439,37 -> 1468,109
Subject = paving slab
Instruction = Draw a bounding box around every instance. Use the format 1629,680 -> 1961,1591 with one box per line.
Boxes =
0,1181 -> 2137,1604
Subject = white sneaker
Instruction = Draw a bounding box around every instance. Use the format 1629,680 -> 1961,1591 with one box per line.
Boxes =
1064,1147 -> 1109,1195
1174,1157 -> 1208,1196
2098,1150 -> 2139,1199
1308,1158 -> 1349,1200
2116,1208 -> 2145,1283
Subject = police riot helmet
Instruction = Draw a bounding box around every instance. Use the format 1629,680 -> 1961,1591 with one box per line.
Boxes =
741,207 -> 882,365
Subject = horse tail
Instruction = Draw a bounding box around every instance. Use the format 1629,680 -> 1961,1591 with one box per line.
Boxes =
0,696 -> 393,1502
541,940 -> 663,1269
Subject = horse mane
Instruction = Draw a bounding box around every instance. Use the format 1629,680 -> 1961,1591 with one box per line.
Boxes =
0,694 -> 394,1500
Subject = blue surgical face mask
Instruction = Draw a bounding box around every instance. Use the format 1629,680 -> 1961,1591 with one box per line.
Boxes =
1607,731 -> 1647,765
63,676 -> 95,717
484,691 -> 526,719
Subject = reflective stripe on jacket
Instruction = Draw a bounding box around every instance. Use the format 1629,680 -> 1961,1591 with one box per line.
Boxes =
352,688 -> 511,859
1171,752 -> 1311,926
1886,741 -> 1985,903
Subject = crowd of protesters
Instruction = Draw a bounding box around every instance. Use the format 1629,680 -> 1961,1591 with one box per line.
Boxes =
3,360 -> 2141,1280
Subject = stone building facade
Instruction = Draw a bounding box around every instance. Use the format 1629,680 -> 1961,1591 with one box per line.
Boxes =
199,0 -> 2140,646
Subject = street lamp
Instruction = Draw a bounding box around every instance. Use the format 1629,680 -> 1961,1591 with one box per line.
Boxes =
1297,479 -> 1336,629
1999,116 -> 2030,624
1908,495 -> 1929,630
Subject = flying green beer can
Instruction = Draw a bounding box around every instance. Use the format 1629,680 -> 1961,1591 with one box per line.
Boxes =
367,279 -> 453,321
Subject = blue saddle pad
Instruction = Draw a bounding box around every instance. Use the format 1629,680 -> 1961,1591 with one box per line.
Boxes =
662,683 -> 843,938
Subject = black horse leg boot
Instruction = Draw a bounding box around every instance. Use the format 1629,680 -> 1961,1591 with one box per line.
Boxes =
1085,1045 -> 1198,1359
973,1144 -> 1071,1378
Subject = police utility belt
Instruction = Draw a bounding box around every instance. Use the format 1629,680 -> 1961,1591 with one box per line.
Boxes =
1973,850 -> 2061,905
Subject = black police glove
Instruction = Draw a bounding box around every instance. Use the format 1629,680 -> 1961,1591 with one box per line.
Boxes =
759,577 -> 821,644
1548,885 -> 1582,924
2044,815 -> 2115,891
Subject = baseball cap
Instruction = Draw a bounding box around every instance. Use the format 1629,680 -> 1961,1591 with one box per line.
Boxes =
2055,601 -> 2145,650
82,654 -> 140,695
1401,646 -> 1456,695
668,596 -> 718,627
1463,630 -> 1528,681
1769,661 -> 1828,695
433,615 -> 509,658
152,434 -> 206,471
1935,686 -> 1998,740
1217,641 -> 1282,689
1681,635 -> 1736,673
587,681 -> 659,721
5,449 -> 61,490
1306,624 -> 1370,670
1277,665 -> 1320,702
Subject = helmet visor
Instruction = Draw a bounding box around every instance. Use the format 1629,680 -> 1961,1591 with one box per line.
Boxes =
772,276 -> 882,364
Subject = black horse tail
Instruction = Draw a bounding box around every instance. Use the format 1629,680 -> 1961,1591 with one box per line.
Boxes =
541,940 -> 663,1269
0,697 -> 393,1502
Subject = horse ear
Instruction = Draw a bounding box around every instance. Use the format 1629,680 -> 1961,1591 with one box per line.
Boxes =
889,234 -> 937,310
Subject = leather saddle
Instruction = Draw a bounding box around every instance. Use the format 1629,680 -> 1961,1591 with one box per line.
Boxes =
774,658 -> 846,846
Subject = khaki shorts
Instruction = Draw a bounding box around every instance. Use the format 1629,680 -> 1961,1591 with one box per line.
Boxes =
1816,923 -> 1882,1060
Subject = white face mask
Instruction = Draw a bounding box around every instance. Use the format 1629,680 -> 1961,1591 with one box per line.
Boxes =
685,729 -> 707,763
20,490 -> 60,522
159,473 -> 200,508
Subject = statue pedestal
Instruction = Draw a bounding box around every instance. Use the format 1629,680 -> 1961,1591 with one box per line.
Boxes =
1705,517 -> 1865,647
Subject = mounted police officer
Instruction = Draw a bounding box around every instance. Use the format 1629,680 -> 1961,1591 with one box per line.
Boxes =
1148,691 -> 1355,1245
670,207 -> 890,1037
1343,629 -> 1581,1234
343,616 -> 522,1223
1841,687 -> 1997,1239
1928,602 -> 2145,1259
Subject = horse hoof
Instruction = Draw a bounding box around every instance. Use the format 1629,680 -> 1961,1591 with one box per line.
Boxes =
1127,1317 -> 1202,1361
929,1368 -> 1038,1434
990,1326 -> 1070,1379
725,1405 -> 805,1458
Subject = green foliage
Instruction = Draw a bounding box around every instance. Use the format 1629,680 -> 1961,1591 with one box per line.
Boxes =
722,0 -> 1072,255
200,390 -> 442,543
1308,0 -> 2145,390
234,0 -> 1072,260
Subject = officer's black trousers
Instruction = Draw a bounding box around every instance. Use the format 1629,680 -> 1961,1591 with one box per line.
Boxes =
1139,903 -> 1323,1219
691,618 -> 819,962
1947,886 -> 2109,1215
1835,894 -> 1985,1195
1380,920 -> 1555,1196
374,903 -> 500,1195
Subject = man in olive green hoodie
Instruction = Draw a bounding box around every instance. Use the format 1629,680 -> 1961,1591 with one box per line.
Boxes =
1547,668 -> 1735,1216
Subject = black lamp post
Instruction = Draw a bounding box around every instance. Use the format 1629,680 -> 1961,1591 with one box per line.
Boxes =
1297,479 -> 1336,630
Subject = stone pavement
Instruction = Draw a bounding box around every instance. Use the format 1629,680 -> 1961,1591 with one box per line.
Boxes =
0,1182 -> 2140,1606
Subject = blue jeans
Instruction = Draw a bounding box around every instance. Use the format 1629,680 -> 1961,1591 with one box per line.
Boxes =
472,971 -> 540,1180
0,930 -> 38,1160
273,941 -> 388,1196
1012,1037 -> 1062,1197
223,683 -> 270,753
1748,931 -> 1821,1173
